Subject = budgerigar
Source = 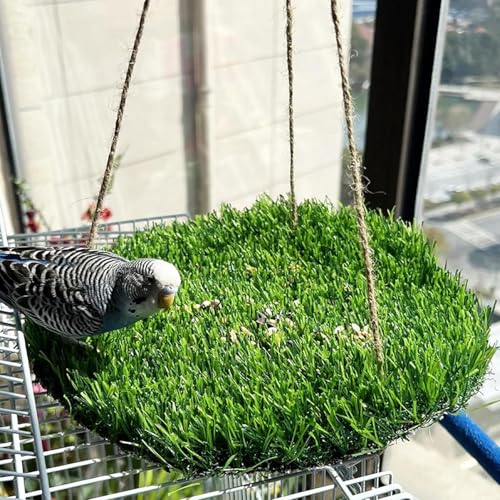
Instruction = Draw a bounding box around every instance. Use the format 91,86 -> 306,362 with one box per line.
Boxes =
0,246 -> 181,339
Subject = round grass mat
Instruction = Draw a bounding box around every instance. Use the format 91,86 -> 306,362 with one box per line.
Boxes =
26,197 -> 495,474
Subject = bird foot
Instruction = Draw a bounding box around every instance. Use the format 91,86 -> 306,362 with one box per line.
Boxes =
62,336 -> 99,353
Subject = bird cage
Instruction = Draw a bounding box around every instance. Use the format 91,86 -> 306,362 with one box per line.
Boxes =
0,215 -> 414,499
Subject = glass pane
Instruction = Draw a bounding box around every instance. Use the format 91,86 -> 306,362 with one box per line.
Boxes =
351,1 -> 377,148
341,0 -> 377,202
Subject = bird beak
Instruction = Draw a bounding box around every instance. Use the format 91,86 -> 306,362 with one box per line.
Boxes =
158,288 -> 177,309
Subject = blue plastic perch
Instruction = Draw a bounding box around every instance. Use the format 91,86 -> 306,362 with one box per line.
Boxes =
440,412 -> 500,483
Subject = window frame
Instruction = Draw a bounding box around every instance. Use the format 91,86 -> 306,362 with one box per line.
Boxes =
363,0 -> 449,222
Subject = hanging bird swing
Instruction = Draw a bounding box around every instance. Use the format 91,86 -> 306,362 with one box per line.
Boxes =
24,0 -> 494,476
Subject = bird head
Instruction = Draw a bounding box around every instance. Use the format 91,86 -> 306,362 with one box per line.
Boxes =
148,260 -> 181,310
150,260 -> 182,310
119,259 -> 181,323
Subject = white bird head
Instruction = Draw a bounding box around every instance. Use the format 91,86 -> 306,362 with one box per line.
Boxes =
149,259 -> 182,310
119,259 -> 182,320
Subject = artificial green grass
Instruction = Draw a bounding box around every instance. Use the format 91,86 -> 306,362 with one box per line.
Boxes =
26,197 -> 495,474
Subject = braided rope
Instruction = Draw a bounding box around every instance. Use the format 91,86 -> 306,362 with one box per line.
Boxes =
330,0 -> 383,363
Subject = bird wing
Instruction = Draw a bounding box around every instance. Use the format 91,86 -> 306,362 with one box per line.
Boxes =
0,247 -> 126,338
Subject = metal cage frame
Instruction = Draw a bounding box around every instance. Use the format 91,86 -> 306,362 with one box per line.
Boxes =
0,215 -> 413,499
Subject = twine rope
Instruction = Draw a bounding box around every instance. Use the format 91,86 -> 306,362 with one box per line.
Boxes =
330,0 -> 384,363
87,0 -> 151,249
286,0 -> 298,228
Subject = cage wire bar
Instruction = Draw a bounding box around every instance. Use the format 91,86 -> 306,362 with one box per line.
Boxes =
0,211 -> 413,499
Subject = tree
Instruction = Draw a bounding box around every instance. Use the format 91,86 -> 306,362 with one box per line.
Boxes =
442,31 -> 500,83
442,1 -> 500,83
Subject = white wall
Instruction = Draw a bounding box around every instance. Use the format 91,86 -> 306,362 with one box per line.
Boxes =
0,133 -> 17,236
211,0 -> 349,208
0,0 -> 350,231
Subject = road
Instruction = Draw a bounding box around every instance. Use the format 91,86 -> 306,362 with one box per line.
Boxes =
423,136 -> 500,202
424,161 -> 500,201
440,83 -> 500,102
426,205 -> 500,300
440,210 -> 500,250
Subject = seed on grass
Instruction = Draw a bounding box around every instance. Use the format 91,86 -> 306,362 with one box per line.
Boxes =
245,265 -> 257,274
256,312 -> 267,325
240,326 -> 252,336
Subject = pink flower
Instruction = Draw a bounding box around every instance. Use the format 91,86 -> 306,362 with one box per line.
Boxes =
100,207 -> 112,221
26,220 -> 40,233
32,383 -> 46,395
82,203 -> 95,221
82,203 -> 112,222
